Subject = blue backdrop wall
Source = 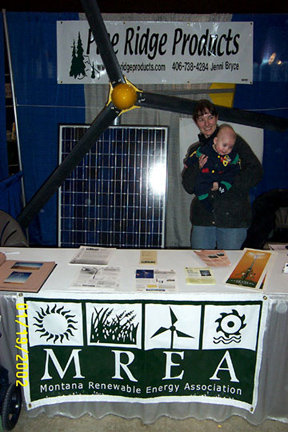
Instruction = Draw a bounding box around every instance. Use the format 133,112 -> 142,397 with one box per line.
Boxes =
5,12 -> 85,244
0,14 -> 9,181
232,14 -> 288,197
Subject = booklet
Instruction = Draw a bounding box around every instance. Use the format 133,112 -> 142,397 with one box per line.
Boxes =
135,269 -> 176,292
70,266 -> 121,291
225,248 -> 273,290
69,246 -> 115,266
194,250 -> 231,267
0,252 -> 56,293
185,267 -> 216,285
139,250 -> 157,265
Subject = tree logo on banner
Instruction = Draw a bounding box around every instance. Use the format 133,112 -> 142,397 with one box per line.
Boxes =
69,32 -> 103,80
214,309 -> 246,345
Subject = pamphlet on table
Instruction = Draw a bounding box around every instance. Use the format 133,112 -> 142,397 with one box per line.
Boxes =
185,267 -> 216,285
194,250 -> 231,267
139,250 -> 157,264
135,268 -> 176,292
225,248 -> 273,290
70,266 -> 121,291
69,246 -> 115,266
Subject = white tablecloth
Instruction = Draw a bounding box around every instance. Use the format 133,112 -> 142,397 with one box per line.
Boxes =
0,247 -> 287,424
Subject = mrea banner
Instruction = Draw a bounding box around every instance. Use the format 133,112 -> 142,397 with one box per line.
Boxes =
17,296 -> 267,411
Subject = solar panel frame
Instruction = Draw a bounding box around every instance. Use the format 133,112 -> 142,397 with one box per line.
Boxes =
58,125 -> 168,248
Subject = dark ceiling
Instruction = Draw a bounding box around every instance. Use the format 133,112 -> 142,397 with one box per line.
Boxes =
1,0 -> 288,14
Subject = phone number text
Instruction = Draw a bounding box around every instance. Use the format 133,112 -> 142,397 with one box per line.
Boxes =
172,61 -> 240,72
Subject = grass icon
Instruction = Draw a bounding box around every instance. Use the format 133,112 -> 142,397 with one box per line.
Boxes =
90,306 -> 139,344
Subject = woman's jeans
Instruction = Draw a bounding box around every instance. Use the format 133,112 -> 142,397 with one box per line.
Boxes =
191,225 -> 247,250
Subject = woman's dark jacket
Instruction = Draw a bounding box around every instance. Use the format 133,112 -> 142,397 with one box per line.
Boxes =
182,128 -> 263,228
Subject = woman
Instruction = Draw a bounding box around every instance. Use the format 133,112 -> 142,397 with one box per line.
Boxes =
182,99 -> 263,250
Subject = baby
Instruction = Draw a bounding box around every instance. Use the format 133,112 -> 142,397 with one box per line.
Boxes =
188,124 -> 240,211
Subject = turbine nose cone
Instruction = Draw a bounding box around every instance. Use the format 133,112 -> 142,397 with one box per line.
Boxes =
111,83 -> 138,110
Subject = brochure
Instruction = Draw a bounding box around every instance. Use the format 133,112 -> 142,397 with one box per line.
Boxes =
69,246 -> 115,266
139,250 -> 157,264
185,267 -> 216,285
70,266 -> 121,291
135,269 -> 176,292
194,250 -> 231,267
225,248 -> 273,290
0,252 -> 56,293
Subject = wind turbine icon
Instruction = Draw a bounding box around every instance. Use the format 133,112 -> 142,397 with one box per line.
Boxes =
151,306 -> 194,349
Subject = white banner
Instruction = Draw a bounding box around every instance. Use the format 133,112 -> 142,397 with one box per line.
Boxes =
57,20 -> 253,85
19,294 -> 267,412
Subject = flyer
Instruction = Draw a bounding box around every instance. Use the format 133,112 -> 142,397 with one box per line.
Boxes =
225,248 -> 273,289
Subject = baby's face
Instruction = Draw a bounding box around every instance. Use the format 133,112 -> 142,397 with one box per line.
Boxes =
214,134 -> 235,156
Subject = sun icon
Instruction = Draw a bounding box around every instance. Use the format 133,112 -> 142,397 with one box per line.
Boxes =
33,304 -> 78,343
215,309 -> 246,338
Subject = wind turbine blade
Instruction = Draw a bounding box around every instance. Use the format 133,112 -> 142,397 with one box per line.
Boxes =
169,307 -> 178,325
151,327 -> 169,338
137,91 -> 288,132
176,329 -> 194,338
18,104 -> 120,228
80,0 -> 125,86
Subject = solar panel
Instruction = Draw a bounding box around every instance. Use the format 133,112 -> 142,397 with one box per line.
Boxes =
58,125 -> 168,248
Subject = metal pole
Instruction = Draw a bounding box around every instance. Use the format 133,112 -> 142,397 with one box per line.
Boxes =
2,9 -> 26,208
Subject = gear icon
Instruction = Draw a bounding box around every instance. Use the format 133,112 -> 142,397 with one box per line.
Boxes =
215,309 -> 246,338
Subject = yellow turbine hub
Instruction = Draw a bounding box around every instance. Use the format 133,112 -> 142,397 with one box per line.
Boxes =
111,83 -> 138,110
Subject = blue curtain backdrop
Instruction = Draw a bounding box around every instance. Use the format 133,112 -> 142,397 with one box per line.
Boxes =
232,14 -> 288,198
6,12 -> 85,245
0,13 -> 9,181
0,171 -> 23,218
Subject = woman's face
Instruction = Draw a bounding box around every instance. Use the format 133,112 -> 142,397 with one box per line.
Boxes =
195,109 -> 218,138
